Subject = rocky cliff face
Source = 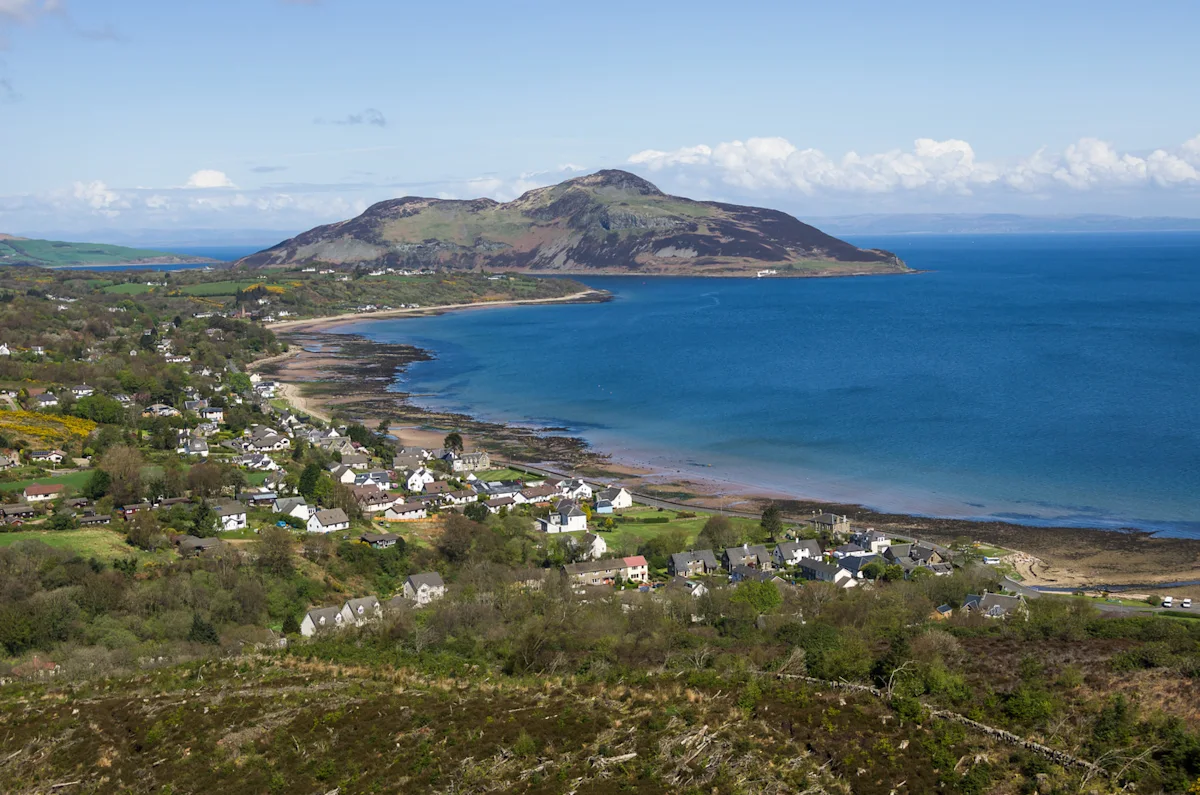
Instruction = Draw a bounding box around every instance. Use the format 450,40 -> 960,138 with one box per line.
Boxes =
238,170 -> 908,276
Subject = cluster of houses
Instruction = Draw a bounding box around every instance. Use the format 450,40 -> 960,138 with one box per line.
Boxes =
0,482 -> 110,527
299,572 -> 446,636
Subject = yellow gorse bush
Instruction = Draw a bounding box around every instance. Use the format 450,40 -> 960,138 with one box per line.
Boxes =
0,410 -> 97,441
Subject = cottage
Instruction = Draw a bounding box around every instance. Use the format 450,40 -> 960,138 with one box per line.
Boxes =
23,484 -> 64,503
78,514 -> 112,526
307,508 -> 350,534
537,500 -> 588,534
179,438 -> 209,458
666,576 -> 709,599
143,403 -> 180,418
299,606 -> 345,636
382,501 -> 427,522
30,449 -> 67,465
216,502 -> 248,531
439,449 -> 491,473
360,532 -> 400,549
851,529 -> 890,554
354,470 -> 392,490
568,531 -> 607,561
404,572 -> 446,606
1,504 -> 35,520
772,539 -> 822,568
483,496 -> 517,514
33,394 -> 59,410
71,384 -> 95,398
273,497 -> 311,522
594,486 -> 633,510
832,543 -> 871,559
199,406 -> 225,423
340,596 -> 382,626
517,484 -> 559,505
235,453 -> 278,471
668,549 -> 720,577
962,591 -> 1028,620
341,452 -> 370,470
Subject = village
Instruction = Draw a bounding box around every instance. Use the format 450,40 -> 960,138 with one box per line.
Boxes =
0,359 -> 1034,636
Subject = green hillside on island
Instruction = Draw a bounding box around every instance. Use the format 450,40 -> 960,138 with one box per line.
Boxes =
0,234 -> 217,268
238,170 -> 910,277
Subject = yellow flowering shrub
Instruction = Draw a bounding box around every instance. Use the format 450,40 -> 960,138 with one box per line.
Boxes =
0,410 -> 97,441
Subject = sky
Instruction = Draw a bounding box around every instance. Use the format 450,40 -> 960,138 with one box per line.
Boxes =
2,0 -> 1200,241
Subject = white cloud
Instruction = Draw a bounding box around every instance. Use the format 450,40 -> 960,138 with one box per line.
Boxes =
629,134 -> 1200,199
184,169 -> 236,189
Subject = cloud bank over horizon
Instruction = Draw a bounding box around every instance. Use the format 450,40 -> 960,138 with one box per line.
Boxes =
4,135 -> 1200,238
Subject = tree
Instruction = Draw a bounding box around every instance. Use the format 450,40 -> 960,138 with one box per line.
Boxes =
126,511 -> 163,551
163,457 -> 187,498
760,504 -> 784,538
257,526 -> 295,576
464,501 -> 489,522
698,515 -> 741,551
281,613 -> 301,636
47,511 -> 77,531
192,499 -> 216,537
443,432 -> 464,453
187,461 -> 224,498
228,372 -> 252,394
81,468 -> 111,500
299,462 -> 322,500
100,444 -> 144,506
731,579 -> 783,614
437,513 -> 477,563
187,613 -> 220,645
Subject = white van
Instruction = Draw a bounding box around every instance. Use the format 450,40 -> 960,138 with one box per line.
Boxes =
1162,596 -> 1174,608
1182,598 -> 1192,609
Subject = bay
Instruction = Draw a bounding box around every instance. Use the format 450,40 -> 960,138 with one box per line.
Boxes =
332,232 -> 1200,537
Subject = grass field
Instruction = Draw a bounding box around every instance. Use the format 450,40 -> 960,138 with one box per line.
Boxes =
0,528 -> 171,562
599,507 -> 760,552
474,467 -> 534,482
0,469 -> 92,494
102,282 -> 154,295
0,237 -> 176,267
178,280 -> 281,296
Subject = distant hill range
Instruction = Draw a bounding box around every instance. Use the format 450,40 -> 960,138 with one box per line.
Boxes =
236,170 -> 909,277
811,213 -> 1200,236
0,234 -> 218,268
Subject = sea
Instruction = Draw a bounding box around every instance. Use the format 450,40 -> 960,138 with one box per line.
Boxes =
326,233 -> 1200,538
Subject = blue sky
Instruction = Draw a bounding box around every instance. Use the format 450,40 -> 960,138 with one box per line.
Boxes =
2,0 -> 1200,239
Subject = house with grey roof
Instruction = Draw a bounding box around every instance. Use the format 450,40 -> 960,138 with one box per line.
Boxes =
340,596 -> 382,626
404,572 -> 446,606
722,544 -> 773,572
537,500 -> 587,534
773,539 -> 822,568
668,549 -> 720,577
797,558 -> 856,587
215,502 -> 248,531
809,512 -> 851,536
307,508 -> 350,534
962,591 -> 1028,620
274,496 -> 311,522
300,606 -> 345,636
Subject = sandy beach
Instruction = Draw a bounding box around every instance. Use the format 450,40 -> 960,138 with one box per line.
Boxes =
265,290 -> 608,334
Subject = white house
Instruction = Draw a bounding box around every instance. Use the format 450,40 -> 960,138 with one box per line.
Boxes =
339,596 -> 382,626
199,407 -> 225,423
537,500 -> 588,534
330,464 -> 357,485
773,539 -> 822,568
71,384 -> 95,398
299,606 -> 345,636
307,508 -> 350,534
556,478 -> 593,501
273,497 -> 311,522
178,438 -> 209,458
404,572 -> 446,606
568,531 -> 607,561
382,502 -> 427,522
405,467 -> 436,492
216,502 -> 248,531
595,487 -> 633,510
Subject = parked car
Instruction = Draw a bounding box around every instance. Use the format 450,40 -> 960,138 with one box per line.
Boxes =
1162,596 -> 1174,608
1182,598 -> 1192,609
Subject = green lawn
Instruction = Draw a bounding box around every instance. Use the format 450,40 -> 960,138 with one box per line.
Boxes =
475,468 -> 535,482
246,471 -> 272,487
0,528 -> 172,563
597,508 -> 759,553
102,282 -> 154,295
0,469 -> 93,494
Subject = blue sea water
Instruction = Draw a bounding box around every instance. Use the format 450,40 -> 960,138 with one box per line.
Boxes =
331,233 -> 1200,537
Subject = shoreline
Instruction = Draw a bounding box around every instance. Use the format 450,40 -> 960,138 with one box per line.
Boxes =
254,302 -> 1200,591
265,289 -> 610,333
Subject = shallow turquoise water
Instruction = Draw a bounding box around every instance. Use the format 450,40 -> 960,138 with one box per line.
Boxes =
333,233 -> 1200,536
